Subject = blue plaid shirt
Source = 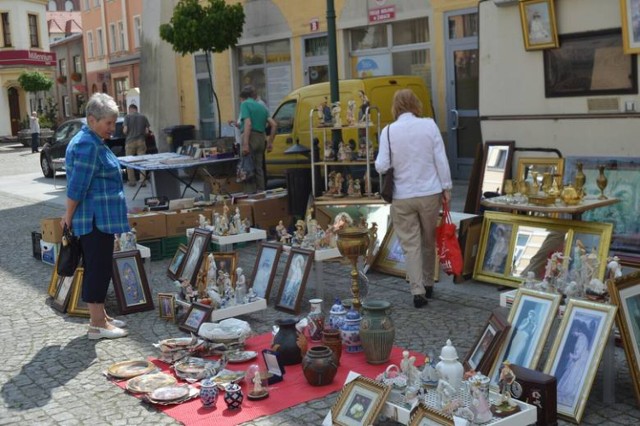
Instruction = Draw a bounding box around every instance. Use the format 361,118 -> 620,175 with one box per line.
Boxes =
65,125 -> 130,236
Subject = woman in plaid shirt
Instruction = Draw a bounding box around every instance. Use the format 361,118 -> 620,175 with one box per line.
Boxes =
62,93 -> 130,340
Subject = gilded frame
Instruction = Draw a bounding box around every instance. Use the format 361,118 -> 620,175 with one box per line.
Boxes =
47,256 -> 60,298
275,247 -> 314,314
371,224 -> 406,277
250,241 -> 283,300
543,299 -> 617,423
463,308 -> 511,376
519,0 -> 559,51
474,211 -> 613,288
408,402 -> 453,426
516,157 -> 565,185
331,376 -> 391,426
158,292 -> 176,322
607,271 -> 640,405
213,251 -> 239,285
67,268 -> 89,317
488,288 -> 561,388
620,0 -> 640,54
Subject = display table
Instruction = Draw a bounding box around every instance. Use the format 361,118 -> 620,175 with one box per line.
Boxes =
186,227 -> 267,251
173,295 -> 267,322
481,195 -> 619,220
118,152 -> 239,200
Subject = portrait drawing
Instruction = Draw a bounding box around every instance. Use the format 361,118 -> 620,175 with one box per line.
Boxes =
482,223 -> 513,274
280,253 -> 305,309
525,3 -> 552,44
252,245 -> 278,298
180,234 -> 205,282
116,258 -> 146,307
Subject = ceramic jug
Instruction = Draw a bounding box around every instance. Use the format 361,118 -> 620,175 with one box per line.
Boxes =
435,339 -> 464,391
200,378 -> 218,408
272,318 -> 304,365
359,300 -> 395,364
340,307 -> 363,353
306,298 -> 325,342
301,345 -> 338,386
223,383 -> 243,409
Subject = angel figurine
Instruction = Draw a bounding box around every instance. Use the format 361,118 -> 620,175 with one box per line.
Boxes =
235,267 -> 246,305
332,101 -> 342,128
206,253 -> 217,288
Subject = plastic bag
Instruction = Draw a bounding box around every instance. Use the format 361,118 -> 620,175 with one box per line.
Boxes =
236,154 -> 255,183
436,200 -> 463,276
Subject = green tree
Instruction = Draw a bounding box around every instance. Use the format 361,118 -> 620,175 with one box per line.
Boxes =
160,0 -> 245,138
17,71 -> 54,113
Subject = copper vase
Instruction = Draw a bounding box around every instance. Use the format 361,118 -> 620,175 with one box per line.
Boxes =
321,328 -> 342,365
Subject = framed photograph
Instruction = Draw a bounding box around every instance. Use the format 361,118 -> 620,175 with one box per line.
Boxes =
179,301 -> 213,333
608,271 -> 640,405
112,250 -> 154,315
167,244 -> 187,281
178,228 -> 212,286
47,256 -> 61,298
620,0 -> 640,53
67,268 -> 89,317
488,288 -> 561,388
52,275 -> 75,313
158,292 -> 176,321
275,248 -> 314,314
331,376 -> 391,426
214,252 -> 239,285
371,224 -> 406,277
543,299 -> 617,423
463,308 -> 510,375
544,29 -> 638,98
519,0 -> 559,51
408,402 -> 453,426
480,222 -> 513,276
250,242 -> 283,299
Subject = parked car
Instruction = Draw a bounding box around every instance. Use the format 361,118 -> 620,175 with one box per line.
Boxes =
40,117 -> 157,178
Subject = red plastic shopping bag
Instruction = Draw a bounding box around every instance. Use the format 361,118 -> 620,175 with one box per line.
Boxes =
436,200 -> 463,276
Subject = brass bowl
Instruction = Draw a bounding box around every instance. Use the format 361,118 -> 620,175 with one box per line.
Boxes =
336,227 -> 370,258
527,194 -> 556,206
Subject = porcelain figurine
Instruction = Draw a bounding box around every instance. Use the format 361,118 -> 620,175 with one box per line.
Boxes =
324,139 -> 334,161
420,351 -> 439,386
276,220 -> 291,244
496,361 -> 518,411
233,208 -> 242,234
399,351 -> 420,387
343,142 -> 353,161
607,256 -> 623,280
436,379 -> 457,409
242,217 -> 251,233
235,267 -> 246,305
347,99 -> 356,126
198,214 -> 209,229
353,179 -> 361,197
435,339 -> 464,391
332,101 -> 342,128
358,90 -> 370,123
113,234 -> 121,252
319,96 -> 332,126
337,142 -> 346,162
470,384 -> 493,424
346,175 -> 355,196
213,212 -> 221,235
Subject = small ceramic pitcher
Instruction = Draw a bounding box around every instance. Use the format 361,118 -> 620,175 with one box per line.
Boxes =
200,378 -> 218,408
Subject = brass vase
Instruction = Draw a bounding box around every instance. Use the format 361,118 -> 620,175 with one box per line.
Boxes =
336,227 -> 370,311
596,165 -> 608,200
575,162 -> 586,197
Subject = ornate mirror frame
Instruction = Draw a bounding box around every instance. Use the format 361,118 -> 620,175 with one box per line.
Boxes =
516,157 -> 565,184
474,211 -> 613,288
474,141 -> 515,213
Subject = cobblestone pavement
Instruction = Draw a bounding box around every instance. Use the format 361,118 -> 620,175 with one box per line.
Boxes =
0,141 -> 637,425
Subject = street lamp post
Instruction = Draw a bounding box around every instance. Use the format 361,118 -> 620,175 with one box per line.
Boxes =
326,0 -> 341,147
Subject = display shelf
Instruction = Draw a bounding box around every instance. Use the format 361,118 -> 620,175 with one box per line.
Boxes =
481,195 -> 619,220
173,295 -> 267,322
186,227 -> 267,251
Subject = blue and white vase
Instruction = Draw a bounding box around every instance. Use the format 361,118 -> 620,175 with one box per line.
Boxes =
200,378 -> 218,408
224,383 -> 243,409
328,297 -> 347,330
340,307 -> 362,353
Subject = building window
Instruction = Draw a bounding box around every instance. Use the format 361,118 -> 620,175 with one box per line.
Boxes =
86,31 -> 94,58
96,28 -> 104,56
73,55 -> 82,73
62,95 -> 70,117
448,13 -> 478,39
118,21 -> 126,51
133,16 -> 141,48
93,0 -> 101,7
109,23 -> 117,52
305,36 -> 328,57
59,58 -> 67,76
65,0 -> 74,11
28,14 -> 39,48
1,13 -> 11,47
114,77 -> 129,112
195,54 -> 215,139
48,1 -> 57,11
76,94 -> 86,115
83,0 -> 89,11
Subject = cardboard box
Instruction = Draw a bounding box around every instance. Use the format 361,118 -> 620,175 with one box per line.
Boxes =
41,217 -> 63,243
203,177 -> 245,199
237,194 -> 290,232
41,240 -> 59,266
127,212 -> 167,240
162,208 -> 213,236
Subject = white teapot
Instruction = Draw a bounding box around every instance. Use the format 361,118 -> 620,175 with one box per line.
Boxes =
435,339 -> 464,391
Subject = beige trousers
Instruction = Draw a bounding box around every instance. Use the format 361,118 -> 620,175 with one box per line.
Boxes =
125,139 -> 146,183
391,194 -> 441,295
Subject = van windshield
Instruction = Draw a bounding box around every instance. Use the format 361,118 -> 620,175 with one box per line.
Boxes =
273,100 -> 296,134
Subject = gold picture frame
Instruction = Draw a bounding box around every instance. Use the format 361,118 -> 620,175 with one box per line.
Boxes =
608,271 -> 640,405
408,402 -> 453,426
157,292 -> 176,322
67,268 -> 89,317
47,256 -> 60,298
543,299 -> 617,423
474,211 -> 613,288
519,0 -> 559,51
331,376 -> 390,426
515,157 -> 565,185
488,288 -> 561,388
620,0 -> 640,54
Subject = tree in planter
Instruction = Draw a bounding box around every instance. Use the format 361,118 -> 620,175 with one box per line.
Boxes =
17,71 -> 54,114
159,0 -> 245,138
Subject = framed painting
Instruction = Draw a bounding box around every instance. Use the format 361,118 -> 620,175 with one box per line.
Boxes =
52,275 -> 75,313
488,288 -> 561,388
543,299 -> 617,423
331,376 -> 391,426
463,308 -> 510,376
408,402 -> 453,426
565,156 -> 640,262
179,301 -> 213,333
167,243 -> 187,281
112,250 -> 154,315
371,224 -> 406,277
608,271 -> 640,405
47,256 -> 61,298
519,0 -> 559,51
544,29 -> 638,98
214,252 -> 239,285
158,293 -> 176,321
67,268 -> 89,317
250,242 -> 283,299
178,228 -> 212,286
620,0 -> 640,54
275,248 -> 314,314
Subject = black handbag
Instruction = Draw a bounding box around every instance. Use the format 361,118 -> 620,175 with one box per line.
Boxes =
57,224 -> 82,277
380,126 -> 394,203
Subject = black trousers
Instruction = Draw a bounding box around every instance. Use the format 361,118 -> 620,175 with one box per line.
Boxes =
31,133 -> 39,152
80,223 -> 115,303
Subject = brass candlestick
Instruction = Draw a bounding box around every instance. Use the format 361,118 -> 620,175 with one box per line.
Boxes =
336,227 -> 370,311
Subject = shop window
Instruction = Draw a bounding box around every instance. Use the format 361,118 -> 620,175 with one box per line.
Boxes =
96,28 -> 104,56
65,1 -> 74,11
266,40 -> 290,63
133,16 -> 141,48
59,58 -> 67,76
392,50 -> 431,92
48,1 -> 57,11
448,13 -> 478,39
28,14 -> 39,48
305,36 -> 328,57
1,12 -> 11,47
118,21 -> 125,51
86,31 -> 94,58
392,18 -> 429,45
239,45 -> 265,66
350,25 -> 387,51
109,23 -> 117,52
73,55 -> 82,73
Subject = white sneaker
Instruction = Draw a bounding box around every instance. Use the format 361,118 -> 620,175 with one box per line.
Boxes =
87,326 -> 128,340
108,318 -> 127,328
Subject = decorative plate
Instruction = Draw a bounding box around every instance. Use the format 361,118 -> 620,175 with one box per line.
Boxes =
211,369 -> 245,387
107,360 -> 156,379
149,385 -> 190,402
125,373 -> 177,394
173,357 -> 219,381
145,386 -> 199,406
226,351 -> 258,364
